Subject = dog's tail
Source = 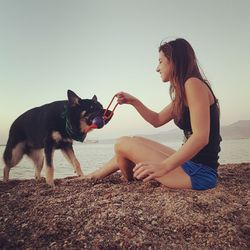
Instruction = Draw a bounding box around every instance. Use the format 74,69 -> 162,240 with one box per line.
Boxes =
3,139 -> 13,166
3,120 -> 26,166
3,125 -> 22,166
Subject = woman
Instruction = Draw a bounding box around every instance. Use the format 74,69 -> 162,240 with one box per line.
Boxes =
87,38 -> 221,190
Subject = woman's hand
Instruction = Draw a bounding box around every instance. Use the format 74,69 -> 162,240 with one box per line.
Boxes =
115,92 -> 138,105
133,162 -> 169,182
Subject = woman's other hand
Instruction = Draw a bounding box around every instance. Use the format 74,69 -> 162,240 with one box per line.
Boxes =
133,162 -> 168,182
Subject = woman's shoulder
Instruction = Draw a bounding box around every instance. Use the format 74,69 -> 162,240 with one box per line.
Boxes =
184,77 -> 207,93
184,77 -> 214,105
185,77 -> 204,86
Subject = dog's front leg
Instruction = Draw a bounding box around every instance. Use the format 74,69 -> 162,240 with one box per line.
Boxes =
61,147 -> 84,177
44,144 -> 55,187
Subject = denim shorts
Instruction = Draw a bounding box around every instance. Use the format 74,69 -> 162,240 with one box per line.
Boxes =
182,161 -> 218,190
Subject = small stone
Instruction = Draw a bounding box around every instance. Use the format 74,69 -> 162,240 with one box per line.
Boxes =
151,220 -> 158,225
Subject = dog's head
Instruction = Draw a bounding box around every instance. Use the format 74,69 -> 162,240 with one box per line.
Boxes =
65,90 -> 112,142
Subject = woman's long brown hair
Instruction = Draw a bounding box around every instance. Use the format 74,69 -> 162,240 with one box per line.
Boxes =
159,38 -> 218,123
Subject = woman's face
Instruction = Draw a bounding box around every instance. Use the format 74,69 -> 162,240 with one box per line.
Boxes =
156,51 -> 172,83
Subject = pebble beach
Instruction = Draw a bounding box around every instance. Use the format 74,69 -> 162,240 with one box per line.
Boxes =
0,163 -> 249,249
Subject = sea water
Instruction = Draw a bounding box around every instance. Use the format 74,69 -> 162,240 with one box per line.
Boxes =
0,139 -> 249,180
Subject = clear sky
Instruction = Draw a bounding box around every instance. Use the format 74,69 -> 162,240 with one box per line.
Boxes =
0,0 -> 249,143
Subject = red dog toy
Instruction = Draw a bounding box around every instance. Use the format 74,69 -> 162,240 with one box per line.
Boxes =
87,95 -> 119,131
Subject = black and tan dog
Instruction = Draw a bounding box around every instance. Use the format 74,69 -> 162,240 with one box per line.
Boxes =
3,90 -> 112,186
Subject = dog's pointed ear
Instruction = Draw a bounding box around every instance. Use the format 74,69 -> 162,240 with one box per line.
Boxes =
92,95 -> 98,102
67,90 -> 81,107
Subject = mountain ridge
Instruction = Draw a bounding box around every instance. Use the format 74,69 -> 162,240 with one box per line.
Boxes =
220,120 -> 250,139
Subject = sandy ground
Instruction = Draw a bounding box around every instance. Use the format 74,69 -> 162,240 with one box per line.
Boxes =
0,163 -> 249,249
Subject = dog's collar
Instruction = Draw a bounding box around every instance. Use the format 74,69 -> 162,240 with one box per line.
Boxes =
61,105 -> 86,142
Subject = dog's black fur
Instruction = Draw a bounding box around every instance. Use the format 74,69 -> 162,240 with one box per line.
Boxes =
3,90 -> 112,186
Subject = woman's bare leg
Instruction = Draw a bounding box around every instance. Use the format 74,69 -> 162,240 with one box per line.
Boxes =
85,136 -> 173,180
115,136 -> 191,189
113,136 -> 175,182
86,135 -> 191,189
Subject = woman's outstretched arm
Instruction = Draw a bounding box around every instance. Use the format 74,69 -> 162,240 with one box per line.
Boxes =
116,92 -> 174,127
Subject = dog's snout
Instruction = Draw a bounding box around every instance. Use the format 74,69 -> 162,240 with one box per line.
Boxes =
86,111 -> 102,125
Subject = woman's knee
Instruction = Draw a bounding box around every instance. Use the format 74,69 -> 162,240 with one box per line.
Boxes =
132,136 -> 145,142
114,136 -> 132,154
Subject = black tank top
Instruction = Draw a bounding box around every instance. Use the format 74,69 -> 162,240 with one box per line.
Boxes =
175,90 -> 222,169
